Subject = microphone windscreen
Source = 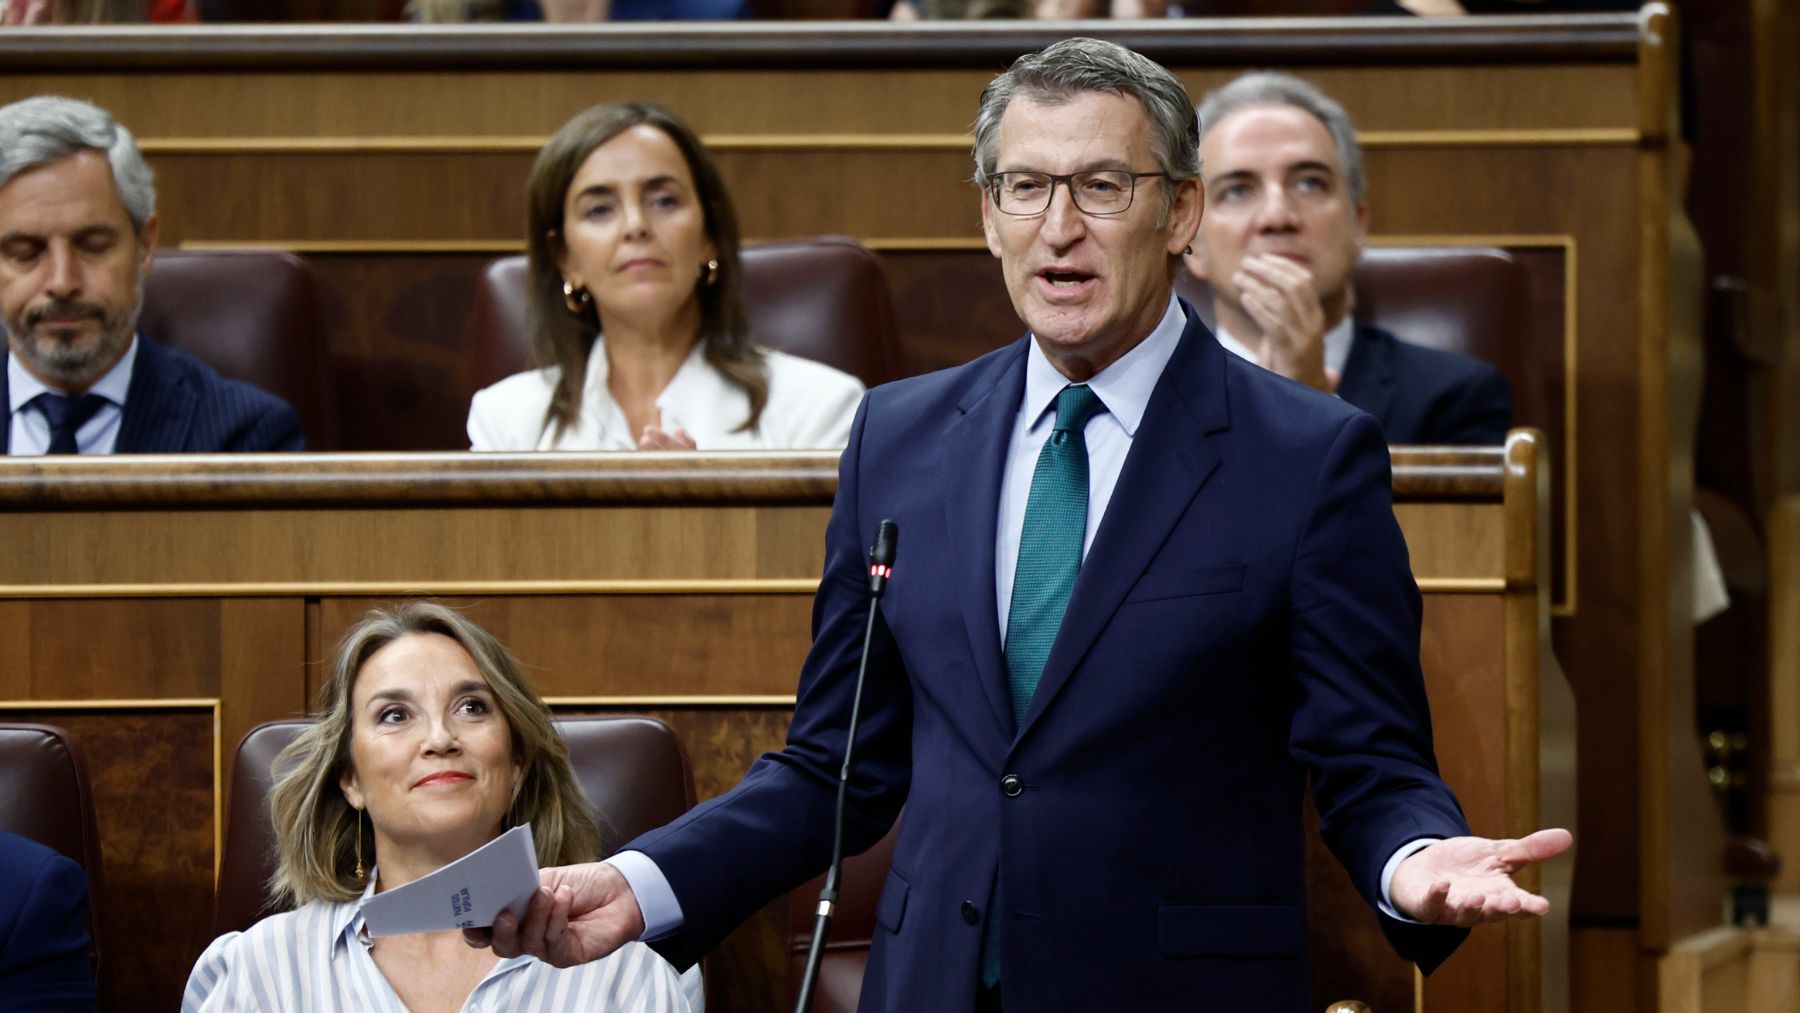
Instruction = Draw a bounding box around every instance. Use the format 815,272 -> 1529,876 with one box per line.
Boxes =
871,519 -> 899,567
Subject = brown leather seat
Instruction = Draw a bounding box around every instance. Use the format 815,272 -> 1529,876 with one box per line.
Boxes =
213,715 -> 695,936
1176,245 -> 1528,386
786,821 -> 899,1013
0,722 -> 104,982
140,250 -> 336,449
464,236 -> 901,393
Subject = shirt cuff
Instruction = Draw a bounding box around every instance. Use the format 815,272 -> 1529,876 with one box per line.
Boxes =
1378,837 -> 1440,924
605,851 -> 685,941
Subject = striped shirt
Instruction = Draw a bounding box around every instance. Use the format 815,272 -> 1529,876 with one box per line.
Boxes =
182,873 -> 702,1013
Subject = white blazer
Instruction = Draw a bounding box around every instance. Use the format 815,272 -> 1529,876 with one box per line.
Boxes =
467,337 -> 866,451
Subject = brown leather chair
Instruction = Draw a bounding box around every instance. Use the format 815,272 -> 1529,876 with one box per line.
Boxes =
213,715 -> 695,936
140,250 -> 336,449
0,722 -> 105,981
464,236 -> 901,393
785,821 -> 899,1013
1176,245 -> 1528,387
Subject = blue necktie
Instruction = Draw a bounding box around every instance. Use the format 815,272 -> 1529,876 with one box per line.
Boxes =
981,383 -> 1105,990
32,392 -> 108,454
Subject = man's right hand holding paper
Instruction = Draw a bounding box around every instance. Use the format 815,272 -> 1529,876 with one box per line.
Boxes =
466,862 -> 642,968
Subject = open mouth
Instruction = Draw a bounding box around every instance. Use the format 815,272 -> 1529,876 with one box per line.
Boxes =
1039,270 -> 1095,290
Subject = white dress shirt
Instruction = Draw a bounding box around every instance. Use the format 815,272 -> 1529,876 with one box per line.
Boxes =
182,868 -> 703,1013
466,337 -> 865,451
6,335 -> 137,455
1211,316 -> 1355,380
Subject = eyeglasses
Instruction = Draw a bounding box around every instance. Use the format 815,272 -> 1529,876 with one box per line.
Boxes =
986,170 -> 1169,216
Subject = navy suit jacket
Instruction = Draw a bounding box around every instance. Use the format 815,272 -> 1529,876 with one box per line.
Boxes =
632,303 -> 1469,1011
0,832 -> 96,1010
1336,324 -> 1513,445
2,335 -> 304,454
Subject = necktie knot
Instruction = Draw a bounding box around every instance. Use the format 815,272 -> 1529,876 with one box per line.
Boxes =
1052,384 -> 1103,435
31,392 -> 108,454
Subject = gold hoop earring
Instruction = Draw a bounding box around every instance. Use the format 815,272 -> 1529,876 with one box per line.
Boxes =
562,281 -> 591,314
701,259 -> 719,287
353,806 -> 366,881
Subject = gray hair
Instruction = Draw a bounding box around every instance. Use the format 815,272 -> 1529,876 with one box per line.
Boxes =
0,96 -> 156,232
972,37 -> 1202,200
1195,71 -> 1365,205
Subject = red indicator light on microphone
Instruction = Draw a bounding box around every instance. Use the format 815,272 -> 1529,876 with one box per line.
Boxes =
868,564 -> 893,579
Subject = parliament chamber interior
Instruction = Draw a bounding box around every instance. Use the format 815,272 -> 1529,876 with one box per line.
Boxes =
0,1 -> 1797,1011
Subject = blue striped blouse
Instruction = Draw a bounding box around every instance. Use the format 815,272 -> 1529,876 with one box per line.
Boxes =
182,874 -> 702,1012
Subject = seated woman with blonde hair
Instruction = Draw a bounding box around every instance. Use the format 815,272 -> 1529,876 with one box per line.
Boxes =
182,602 -> 700,1012
467,100 -> 865,451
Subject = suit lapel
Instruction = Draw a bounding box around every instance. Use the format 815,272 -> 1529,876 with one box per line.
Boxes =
1016,305 -> 1229,741
1335,325 -> 1397,426
114,337 -> 195,453
1,362 -> 10,454
942,341 -> 1028,738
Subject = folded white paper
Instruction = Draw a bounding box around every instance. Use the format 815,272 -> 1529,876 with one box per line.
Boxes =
360,824 -> 540,938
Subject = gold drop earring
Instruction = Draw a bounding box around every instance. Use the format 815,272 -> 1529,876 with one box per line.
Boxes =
353,807 -> 366,880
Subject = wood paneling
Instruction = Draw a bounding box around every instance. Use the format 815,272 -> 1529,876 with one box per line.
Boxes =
1655,923 -> 1800,1013
0,448 -> 1552,1013
0,706 -> 216,1013
315,596 -> 816,698
0,10 -> 1713,1005
1769,497 -> 1800,892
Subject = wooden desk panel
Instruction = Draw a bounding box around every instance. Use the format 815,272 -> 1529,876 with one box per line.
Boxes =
0,443 -> 1557,1012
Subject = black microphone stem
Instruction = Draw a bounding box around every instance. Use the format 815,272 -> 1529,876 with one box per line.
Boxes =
795,522 -> 895,1013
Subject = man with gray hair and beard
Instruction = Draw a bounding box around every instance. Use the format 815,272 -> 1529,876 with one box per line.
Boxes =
0,96 -> 301,454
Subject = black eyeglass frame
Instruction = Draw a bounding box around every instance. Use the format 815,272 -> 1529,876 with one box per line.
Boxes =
985,170 -> 1171,217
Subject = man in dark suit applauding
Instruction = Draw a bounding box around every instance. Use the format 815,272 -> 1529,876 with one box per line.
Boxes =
1186,72 -> 1513,445
0,96 -> 302,455
0,831 -> 95,1010
474,39 -> 1569,1012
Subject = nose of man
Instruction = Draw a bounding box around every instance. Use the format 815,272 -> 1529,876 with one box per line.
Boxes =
1038,184 -> 1090,248
1253,186 -> 1302,233
42,244 -> 82,300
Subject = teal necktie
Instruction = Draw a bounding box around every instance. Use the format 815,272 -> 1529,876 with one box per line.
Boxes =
1003,383 -> 1105,726
981,383 -> 1105,990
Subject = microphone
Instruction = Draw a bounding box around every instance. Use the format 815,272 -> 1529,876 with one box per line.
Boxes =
868,519 -> 898,597
794,519 -> 898,1013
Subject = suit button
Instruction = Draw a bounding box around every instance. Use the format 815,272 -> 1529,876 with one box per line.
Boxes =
1000,774 -> 1023,797
961,900 -> 980,925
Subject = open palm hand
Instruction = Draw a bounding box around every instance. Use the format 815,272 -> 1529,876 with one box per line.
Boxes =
1390,828 -> 1572,927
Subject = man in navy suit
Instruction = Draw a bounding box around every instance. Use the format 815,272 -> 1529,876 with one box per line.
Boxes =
1185,72 -> 1513,446
477,39 -> 1569,1011
0,96 -> 302,455
0,831 -> 96,1010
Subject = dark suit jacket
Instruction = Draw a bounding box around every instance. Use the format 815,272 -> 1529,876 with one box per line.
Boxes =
1336,324 -> 1513,445
631,302 -> 1469,1011
0,832 -> 96,1010
2,335 -> 304,453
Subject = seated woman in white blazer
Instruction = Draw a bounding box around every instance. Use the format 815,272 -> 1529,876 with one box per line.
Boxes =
467,101 -> 865,452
